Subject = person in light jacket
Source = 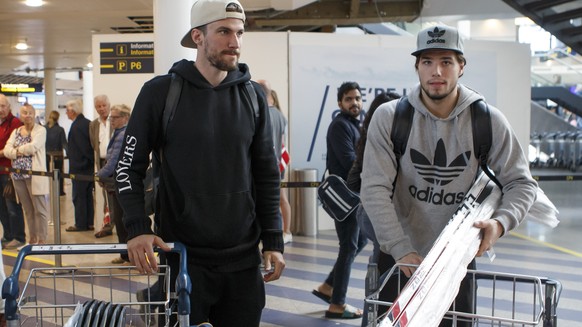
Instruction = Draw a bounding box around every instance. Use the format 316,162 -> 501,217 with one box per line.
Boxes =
4,103 -> 50,245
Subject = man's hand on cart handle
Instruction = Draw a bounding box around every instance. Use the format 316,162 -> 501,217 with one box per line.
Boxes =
127,234 -> 171,274
397,252 -> 423,278
262,251 -> 286,282
396,252 -> 424,278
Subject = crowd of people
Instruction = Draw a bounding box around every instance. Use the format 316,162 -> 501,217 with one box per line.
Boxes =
0,94 -> 134,253
0,1 -> 539,326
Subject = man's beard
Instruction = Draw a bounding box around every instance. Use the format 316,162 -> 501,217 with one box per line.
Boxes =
421,85 -> 454,101
343,105 -> 360,118
206,47 -> 239,72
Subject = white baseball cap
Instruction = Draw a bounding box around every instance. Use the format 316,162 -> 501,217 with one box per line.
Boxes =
180,0 -> 246,49
411,25 -> 464,56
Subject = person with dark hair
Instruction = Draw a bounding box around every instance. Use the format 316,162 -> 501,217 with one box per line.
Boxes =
257,79 -> 292,244
116,0 -> 285,325
45,110 -> 67,197
346,91 -> 400,327
361,25 -> 537,326
312,81 -> 368,320
348,91 -> 401,261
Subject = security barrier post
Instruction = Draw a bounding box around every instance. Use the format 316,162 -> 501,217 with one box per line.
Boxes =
292,169 -> 318,236
51,168 -> 63,268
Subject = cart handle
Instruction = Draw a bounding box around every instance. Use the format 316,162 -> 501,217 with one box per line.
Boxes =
1,242 -> 191,323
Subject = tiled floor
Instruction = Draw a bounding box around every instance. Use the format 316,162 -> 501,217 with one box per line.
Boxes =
2,177 -> 581,326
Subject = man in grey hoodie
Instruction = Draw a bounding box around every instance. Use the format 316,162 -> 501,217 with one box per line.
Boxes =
361,25 -> 537,325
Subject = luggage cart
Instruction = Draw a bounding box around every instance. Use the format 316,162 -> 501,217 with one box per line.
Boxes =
364,264 -> 561,327
1,243 -> 212,327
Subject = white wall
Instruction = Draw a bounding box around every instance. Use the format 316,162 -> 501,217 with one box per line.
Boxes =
241,32 -> 290,126
91,31 -> 531,232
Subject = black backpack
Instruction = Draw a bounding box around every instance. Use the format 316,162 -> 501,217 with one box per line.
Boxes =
391,97 -> 502,190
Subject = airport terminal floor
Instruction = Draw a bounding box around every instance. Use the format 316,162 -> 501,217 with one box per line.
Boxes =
1,173 -> 581,326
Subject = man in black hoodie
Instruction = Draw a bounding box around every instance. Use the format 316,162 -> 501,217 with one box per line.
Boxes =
116,0 -> 285,326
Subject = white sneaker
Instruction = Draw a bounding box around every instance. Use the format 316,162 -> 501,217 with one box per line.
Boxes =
283,233 -> 293,244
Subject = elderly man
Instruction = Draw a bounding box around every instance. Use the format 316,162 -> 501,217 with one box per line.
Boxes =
90,94 -> 114,238
65,99 -> 95,232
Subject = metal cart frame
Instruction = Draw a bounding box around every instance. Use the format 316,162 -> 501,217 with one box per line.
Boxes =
1,243 -> 200,327
364,263 -> 562,327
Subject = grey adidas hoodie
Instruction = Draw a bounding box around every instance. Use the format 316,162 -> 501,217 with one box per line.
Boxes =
361,83 -> 537,260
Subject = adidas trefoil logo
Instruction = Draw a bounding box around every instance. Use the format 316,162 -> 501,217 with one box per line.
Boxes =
426,27 -> 446,45
410,139 -> 470,186
408,139 -> 471,205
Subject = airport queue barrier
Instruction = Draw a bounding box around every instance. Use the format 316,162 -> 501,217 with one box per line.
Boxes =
0,164 -> 109,268
1,163 -> 324,256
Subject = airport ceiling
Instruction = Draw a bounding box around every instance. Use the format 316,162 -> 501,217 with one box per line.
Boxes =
0,0 -> 425,76
3,0 -> 580,82
501,0 -> 582,56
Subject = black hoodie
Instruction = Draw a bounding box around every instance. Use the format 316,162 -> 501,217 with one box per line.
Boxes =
117,59 -> 282,271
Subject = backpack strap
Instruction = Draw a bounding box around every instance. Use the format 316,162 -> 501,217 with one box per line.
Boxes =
391,97 -> 414,162
162,73 -> 184,140
470,99 -> 503,190
240,81 -> 259,128
389,97 -> 414,195
156,72 -> 183,165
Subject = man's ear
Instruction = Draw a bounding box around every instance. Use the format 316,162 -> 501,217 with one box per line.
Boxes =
191,29 -> 202,47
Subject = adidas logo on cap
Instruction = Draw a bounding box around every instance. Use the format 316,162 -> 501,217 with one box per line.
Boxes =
411,25 -> 464,56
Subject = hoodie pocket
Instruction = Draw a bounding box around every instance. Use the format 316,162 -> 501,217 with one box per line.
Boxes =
176,191 -> 255,245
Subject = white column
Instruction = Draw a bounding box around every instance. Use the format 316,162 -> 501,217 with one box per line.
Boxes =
153,0 -> 197,75
82,70 -> 94,119
44,68 -> 57,119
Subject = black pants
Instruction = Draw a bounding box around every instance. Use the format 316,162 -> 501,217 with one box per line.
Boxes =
376,254 -> 476,327
165,254 -> 265,327
72,179 -> 94,230
46,155 -> 65,194
106,190 -> 128,261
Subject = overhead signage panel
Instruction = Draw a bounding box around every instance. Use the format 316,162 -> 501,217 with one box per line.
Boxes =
0,83 -> 43,94
100,42 -> 154,74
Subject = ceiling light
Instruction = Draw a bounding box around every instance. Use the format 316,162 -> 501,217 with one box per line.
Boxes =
25,0 -> 43,7
86,62 -> 94,68
15,41 -> 29,50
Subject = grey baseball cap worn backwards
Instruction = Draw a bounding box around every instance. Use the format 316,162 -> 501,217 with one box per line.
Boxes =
181,0 -> 246,49
411,25 -> 464,56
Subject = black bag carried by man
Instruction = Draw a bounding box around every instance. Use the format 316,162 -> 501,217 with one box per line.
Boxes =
318,174 -> 360,222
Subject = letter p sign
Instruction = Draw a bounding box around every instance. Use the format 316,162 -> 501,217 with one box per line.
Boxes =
117,60 -> 128,72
